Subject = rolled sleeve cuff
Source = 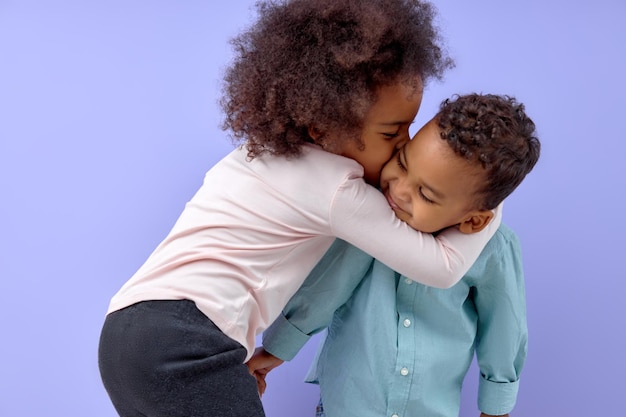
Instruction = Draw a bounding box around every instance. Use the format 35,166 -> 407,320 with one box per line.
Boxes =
262,314 -> 311,361
478,377 -> 520,416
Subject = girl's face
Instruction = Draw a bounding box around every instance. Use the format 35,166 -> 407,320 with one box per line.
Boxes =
339,80 -> 423,186
379,118 -> 488,233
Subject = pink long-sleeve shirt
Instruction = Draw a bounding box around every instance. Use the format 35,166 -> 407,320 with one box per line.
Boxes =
107,144 -> 500,359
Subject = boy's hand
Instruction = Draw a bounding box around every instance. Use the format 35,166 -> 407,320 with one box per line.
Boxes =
246,347 -> 285,397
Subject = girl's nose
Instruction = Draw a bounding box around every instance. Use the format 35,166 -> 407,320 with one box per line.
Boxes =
395,136 -> 409,150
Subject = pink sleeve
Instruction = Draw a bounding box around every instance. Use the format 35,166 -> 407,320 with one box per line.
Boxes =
329,177 -> 502,288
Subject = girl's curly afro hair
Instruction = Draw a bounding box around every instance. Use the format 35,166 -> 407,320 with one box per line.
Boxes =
220,0 -> 454,158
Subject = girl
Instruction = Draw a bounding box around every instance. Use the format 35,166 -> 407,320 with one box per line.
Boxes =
98,1 -> 500,416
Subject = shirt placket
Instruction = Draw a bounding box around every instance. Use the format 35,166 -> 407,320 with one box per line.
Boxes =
386,274 -> 418,417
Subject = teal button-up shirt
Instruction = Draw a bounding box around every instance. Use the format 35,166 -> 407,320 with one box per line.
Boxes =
263,224 -> 527,417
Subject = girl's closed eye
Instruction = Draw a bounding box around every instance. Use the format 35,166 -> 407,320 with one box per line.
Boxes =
382,132 -> 400,140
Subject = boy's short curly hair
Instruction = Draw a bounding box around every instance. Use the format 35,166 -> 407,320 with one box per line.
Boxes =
437,94 -> 541,210
221,0 -> 453,158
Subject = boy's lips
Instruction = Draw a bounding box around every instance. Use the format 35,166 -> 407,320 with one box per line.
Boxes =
384,191 -> 401,211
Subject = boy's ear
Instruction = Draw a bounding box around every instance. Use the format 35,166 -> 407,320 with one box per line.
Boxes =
458,210 -> 494,234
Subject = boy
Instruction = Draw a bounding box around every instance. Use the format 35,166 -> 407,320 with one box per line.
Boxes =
248,93 -> 541,417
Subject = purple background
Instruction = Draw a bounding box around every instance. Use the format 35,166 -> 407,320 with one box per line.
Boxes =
1,1 -> 624,416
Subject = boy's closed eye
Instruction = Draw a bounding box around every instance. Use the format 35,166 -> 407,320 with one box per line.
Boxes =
395,149 -> 406,171
418,187 -> 436,204
395,149 -> 436,205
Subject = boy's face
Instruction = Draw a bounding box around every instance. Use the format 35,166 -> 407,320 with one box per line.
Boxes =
340,80 -> 422,186
380,118 -> 488,234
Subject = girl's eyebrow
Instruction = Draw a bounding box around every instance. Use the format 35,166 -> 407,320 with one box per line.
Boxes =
380,119 -> 415,126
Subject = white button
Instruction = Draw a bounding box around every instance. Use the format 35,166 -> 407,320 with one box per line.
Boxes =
392,414 -> 399,417
400,367 -> 409,376
403,318 -> 411,327
404,278 -> 413,285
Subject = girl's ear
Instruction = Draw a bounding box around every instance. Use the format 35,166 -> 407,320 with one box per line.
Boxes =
308,126 -> 322,141
458,210 -> 495,234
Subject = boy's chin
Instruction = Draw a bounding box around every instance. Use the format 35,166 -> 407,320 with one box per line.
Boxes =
393,210 -> 440,235
431,224 -> 459,237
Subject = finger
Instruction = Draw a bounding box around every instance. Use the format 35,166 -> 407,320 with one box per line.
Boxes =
255,372 -> 267,397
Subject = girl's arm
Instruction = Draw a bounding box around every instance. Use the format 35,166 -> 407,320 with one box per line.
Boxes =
330,178 -> 501,289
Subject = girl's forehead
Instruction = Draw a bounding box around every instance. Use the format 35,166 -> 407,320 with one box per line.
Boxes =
366,82 -> 422,122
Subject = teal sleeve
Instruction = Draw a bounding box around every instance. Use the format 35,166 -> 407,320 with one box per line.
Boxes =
262,314 -> 313,361
478,379 -> 520,415
471,225 -> 528,415
263,238 -> 374,360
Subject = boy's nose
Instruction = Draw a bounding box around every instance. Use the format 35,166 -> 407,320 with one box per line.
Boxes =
393,179 -> 410,203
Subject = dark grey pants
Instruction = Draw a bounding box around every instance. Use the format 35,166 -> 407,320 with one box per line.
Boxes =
98,300 -> 265,417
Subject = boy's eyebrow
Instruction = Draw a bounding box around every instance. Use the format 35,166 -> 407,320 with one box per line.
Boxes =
402,145 -> 445,200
